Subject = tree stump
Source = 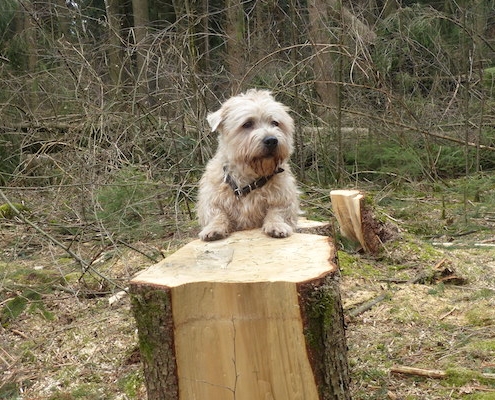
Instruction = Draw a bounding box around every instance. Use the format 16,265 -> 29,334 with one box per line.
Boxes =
330,189 -> 397,254
130,229 -> 350,400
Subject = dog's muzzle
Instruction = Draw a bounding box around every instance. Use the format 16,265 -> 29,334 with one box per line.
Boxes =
263,136 -> 278,151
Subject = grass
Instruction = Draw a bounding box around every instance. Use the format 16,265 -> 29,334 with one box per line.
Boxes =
337,175 -> 495,398
1,174 -> 495,399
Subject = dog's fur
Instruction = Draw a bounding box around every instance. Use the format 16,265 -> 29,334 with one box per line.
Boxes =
197,89 -> 300,241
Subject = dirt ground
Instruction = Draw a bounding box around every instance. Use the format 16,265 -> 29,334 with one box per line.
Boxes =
1,184 -> 495,399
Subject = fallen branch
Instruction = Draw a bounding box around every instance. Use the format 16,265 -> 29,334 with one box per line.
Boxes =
391,365 -> 446,379
380,258 -> 466,286
391,365 -> 495,381
439,306 -> 457,320
347,292 -> 389,318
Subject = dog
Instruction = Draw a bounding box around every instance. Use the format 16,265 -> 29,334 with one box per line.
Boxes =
197,89 -> 300,241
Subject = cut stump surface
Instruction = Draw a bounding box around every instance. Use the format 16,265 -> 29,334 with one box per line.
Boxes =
130,229 -> 350,400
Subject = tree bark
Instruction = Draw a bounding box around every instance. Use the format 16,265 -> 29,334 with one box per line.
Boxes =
307,0 -> 339,114
225,0 -> 245,91
130,229 -> 350,400
131,0 -> 150,98
105,0 -> 125,89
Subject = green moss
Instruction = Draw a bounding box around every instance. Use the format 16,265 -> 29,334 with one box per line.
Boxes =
20,348 -> 37,363
337,251 -> 380,278
1,289 -> 54,326
7,268 -> 62,286
46,394 -> 74,400
483,66 -> 495,83
427,282 -> 445,295
444,367 -> 489,387
0,202 -> 28,219
58,257 -> 75,265
46,383 -> 105,399
1,290 -> 43,325
469,288 -> 495,301
64,272 -> 82,284
138,335 -> 154,363
117,370 -> 144,398
465,307 -> 495,327
29,298 -> 55,321
466,339 -> 495,355
314,288 -> 335,331
1,294 -> 29,325
131,290 -> 173,364
70,384 -> 102,399
301,280 -> 350,397
463,394 -> 495,400
0,382 -> 19,399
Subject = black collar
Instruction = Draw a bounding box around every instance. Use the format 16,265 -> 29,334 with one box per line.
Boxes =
223,166 -> 284,197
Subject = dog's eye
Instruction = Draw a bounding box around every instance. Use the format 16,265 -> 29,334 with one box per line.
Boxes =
242,120 -> 254,129
271,121 -> 279,127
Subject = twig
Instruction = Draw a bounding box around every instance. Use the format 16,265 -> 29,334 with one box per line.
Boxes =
439,306 -> 457,320
116,239 -> 160,263
433,258 -> 448,270
11,329 -> 29,339
347,292 -> 389,318
0,347 -> 14,368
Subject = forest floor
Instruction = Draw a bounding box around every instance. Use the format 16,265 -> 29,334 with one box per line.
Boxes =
1,177 -> 495,400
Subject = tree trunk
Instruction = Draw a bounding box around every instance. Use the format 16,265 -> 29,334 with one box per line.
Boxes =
131,0 -> 150,98
307,0 -> 339,114
20,3 -> 38,108
225,0 -> 245,91
105,0 -> 125,90
130,229 -> 350,400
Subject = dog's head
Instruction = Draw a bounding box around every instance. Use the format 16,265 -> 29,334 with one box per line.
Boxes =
207,89 -> 294,177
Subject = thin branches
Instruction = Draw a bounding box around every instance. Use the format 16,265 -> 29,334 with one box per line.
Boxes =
0,188 -> 126,291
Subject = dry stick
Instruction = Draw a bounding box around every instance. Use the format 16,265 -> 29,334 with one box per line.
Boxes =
391,365 -> 495,381
116,239 -> 160,263
433,257 -> 448,270
347,292 -> 389,318
439,307 -> 457,320
0,189 -> 126,291
391,366 -> 447,379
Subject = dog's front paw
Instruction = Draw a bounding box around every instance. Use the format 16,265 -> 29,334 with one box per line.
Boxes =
262,222 -> 293,238
199,225 -> 229,241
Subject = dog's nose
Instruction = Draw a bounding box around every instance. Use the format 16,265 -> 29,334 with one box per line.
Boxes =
263,136 -> 278,149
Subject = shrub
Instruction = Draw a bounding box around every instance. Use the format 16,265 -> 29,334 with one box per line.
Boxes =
96,166 -> 161,239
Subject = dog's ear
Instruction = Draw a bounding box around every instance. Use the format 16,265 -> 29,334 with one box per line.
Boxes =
207,110 -> 222,132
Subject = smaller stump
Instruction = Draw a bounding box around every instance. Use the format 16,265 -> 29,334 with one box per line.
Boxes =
130,229 -> 350,400
331,189 -> 397,254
